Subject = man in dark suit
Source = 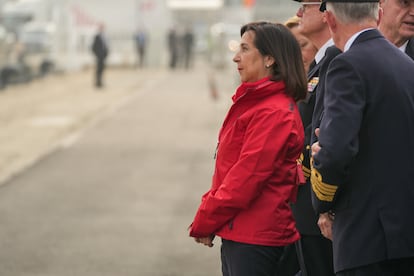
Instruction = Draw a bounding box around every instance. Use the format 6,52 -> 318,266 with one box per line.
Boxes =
276,1 -> 340,275
92,23 -> 109,88
311,0 -> 414,274
379,0 -> 414,59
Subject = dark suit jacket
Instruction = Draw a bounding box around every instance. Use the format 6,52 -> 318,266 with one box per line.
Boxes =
311,29 -> 414,272
92,33 -> 109,60
292,46 -> 341,236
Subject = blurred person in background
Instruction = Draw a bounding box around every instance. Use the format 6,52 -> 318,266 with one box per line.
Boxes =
134,27 -> 148,68
167,27 -> 179,69
182,27 -> 194,69
379,0 -> 414,59
285,15 -> 318,74
91,23 -> 109,88
189,22 -> 307,276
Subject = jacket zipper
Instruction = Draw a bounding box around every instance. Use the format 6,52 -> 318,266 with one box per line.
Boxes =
214,142 -> 219,159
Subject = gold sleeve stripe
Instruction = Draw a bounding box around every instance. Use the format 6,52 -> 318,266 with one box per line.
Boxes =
298,157 -> 311,178
310,168 -> 338,202
302,165 -> 311,178
302,166 -> 311,174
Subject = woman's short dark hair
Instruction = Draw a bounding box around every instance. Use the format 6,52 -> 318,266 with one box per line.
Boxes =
240,22 -> 307,101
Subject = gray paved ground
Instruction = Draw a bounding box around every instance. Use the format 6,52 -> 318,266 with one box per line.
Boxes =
0,63 -> 237,275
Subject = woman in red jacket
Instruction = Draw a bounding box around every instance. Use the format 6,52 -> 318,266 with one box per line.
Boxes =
189,22 -> 307,276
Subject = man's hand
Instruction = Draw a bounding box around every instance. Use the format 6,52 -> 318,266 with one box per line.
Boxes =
311,128 -> 321,157
318,212 -> 333,240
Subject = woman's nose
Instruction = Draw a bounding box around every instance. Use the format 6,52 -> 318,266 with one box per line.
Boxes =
233,52 -> 241,63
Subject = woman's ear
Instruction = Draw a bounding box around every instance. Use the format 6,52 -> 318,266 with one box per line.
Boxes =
264,56 -> 275,68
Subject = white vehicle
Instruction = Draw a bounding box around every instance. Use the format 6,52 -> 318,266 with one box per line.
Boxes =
1,0 -> 96,81
0,24 -> 32,88
19,21 -> 57,76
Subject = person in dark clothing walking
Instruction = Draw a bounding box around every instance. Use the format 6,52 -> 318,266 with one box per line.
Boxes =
134,27 -> 148,68
182,27 -> 194,69
167,27 -> 178,69
91,23 -> 109,88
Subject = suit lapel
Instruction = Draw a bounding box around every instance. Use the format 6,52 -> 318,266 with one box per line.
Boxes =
307,61 -> 320,81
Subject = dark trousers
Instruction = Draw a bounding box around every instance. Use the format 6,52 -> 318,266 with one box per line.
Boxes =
276,234 -> 334,276
336,257 -> 414,276
221,238 -> 284,276
95,58 -> 105,87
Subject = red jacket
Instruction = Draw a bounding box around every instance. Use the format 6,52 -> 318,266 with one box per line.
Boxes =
190,77 -> 304,246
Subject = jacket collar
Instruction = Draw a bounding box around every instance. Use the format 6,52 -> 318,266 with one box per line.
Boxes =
346,29 -> 383,51
232,77 -> 286,103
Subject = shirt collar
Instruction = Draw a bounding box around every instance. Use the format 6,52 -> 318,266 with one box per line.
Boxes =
344,28 -> 375,52
399,40 -> 409,52
315,38 -> 334,64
